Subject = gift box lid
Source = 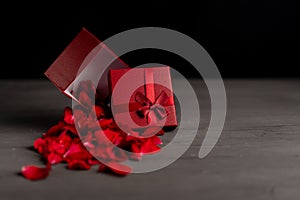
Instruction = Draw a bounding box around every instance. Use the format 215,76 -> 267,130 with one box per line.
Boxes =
109,67 -> 174,104
44,27 -> 129,101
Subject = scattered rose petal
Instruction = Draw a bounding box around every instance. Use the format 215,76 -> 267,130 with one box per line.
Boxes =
98,163 -> 107,172
73,107 -> 87,121
33,138 -> 46,154
67,160 -> 91,170
151,135 -> 163,145
21,165 -> 50,181
22,80 -> 168,180
78,91 -> 92,108
140,139 -> 161,154
63,107 -> 74,125
63,124 -> 78,135
88,159 -> 100,165
47,153 -> 63,165
44,121 -> 65,137
106,162 -> 132,176
94,106 -> 105,119
98,119 -> 113,129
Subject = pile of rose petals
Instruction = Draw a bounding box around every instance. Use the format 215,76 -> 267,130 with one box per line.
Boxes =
21,81 -> 164,180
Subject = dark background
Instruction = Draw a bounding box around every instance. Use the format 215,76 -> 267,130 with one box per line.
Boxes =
2,1 -> 300,79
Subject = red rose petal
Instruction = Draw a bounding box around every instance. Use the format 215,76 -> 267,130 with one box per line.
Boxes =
63,143 -> 82,157
94,130 -> 110,146
76,80 -> 96,97
44,121 -> 65,137
82,131 -> 95,149
104,129 -> 124,146
73,107 -> 87,121
33,138 -> 46,154
63,107 -> 74,125
98,163 -> 107,172
63,142 -> 93,161
21,165 -> 50,181
140,139 -> 160,154
85,120 -> 100,130
58,130 -> 72,148
83,141 -> 95,149
23,79 -> 171,180
94,106 -> 105,119
106,162 -> 132,176
88,158 -> 100,165
114,148 -> 128,162
151,136 -> 163,145
83,131 -> 94,142
98,119 -> 113,129
129,152 -> 142,161
78,91 -> 92,108
67,160 -> 91,170
48,140 -> 66,155
63,124 -> 78,135
47,153 -> 63,165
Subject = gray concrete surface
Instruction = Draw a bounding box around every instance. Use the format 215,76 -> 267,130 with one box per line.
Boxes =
0,79 -> 299,200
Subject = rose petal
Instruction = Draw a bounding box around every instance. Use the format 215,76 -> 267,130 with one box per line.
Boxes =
58,130 -> 72,148
33,138 -> 46,154
63,107 -> 74,125
151,136 -> 163,145
67,160 -> 91,170
88,158 -> 100,165
94,106 -> 105,119
48,140 -> 66,155
104,129 -> 124,146
22,79 -> 169,180
47,153 -> 63,165
130,144 -> 143,160
78,91 -> 92,108
63,143 -> 83,158
85,120 -> 100,130
44,121 -> 65,137
98,163 -> 107,172
94,130 -> 110,146
111,148 -> 128,162
63,143 -> 92,161
21,165 -> 50,181
140,139 -> 160,154
98,119 -> 113,129
106,162 -> 132,176
76,80 -> 96,97
73,107 -> 87,121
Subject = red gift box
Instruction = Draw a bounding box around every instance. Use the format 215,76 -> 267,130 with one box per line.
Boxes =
44,28 -> 129,101
109,67 -> 177,132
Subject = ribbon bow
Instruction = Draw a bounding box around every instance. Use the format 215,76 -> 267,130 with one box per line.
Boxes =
135,91 -> 170,124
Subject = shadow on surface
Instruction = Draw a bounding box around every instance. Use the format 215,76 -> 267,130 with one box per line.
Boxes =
0,109 -> 63,131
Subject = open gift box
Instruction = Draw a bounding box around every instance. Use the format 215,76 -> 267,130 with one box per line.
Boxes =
44,28 -> 177,133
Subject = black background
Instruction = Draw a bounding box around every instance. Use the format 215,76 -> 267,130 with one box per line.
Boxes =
2,1 -> 300,79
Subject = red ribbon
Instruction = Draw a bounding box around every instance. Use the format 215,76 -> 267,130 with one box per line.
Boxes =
134,68 -> 170,124
112,68 -> 173,126
135,91 -> 169,124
